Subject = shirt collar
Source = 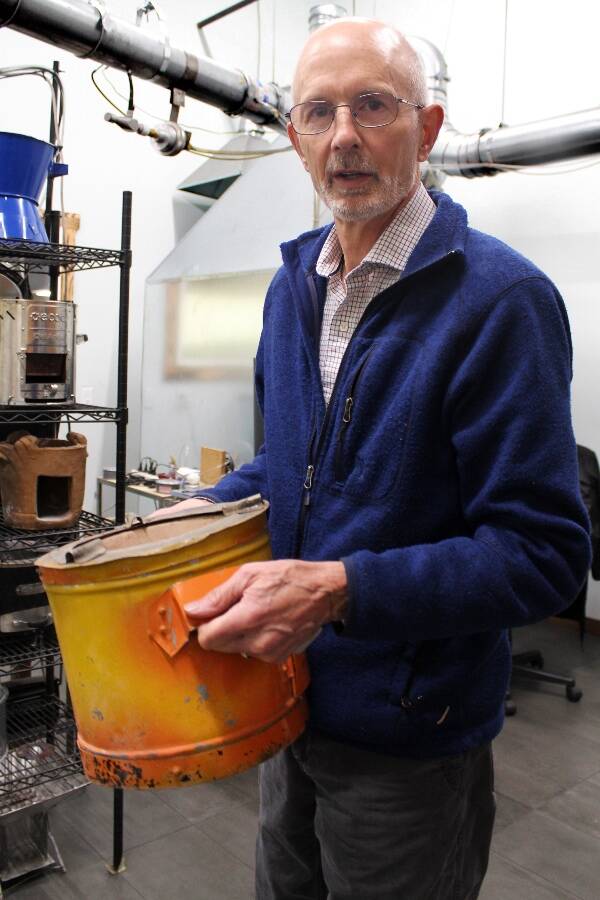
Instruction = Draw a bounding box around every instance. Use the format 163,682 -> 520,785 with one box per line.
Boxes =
316,182 -> 436,278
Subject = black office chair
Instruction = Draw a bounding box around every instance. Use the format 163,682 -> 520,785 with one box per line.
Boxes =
505,444 -> 599,716
505,619 -> 583,717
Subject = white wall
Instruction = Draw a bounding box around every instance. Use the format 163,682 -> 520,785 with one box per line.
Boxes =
0,0 -> 257,513
3,0 -> 600,614
409,0 -> 600,619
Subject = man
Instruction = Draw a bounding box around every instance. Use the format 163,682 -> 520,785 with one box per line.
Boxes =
169,18 -> 590,900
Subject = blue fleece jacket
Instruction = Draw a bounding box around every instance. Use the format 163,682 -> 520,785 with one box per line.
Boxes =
198,191 -> 591,758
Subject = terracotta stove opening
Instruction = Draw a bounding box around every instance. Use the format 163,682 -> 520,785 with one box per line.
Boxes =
37,476 -> 71,518
25,353 -> 67,384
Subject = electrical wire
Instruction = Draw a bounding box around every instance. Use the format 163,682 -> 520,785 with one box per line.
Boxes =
0,66 -> 65,147
256,0 -> 262,79
187,141 -> 292,159
88,61 -> 596,175
442,0 -> 457,57
0,65 -> 67,224
91,65 -> 124,114
50,86 -> 66,223
271,0 -> 276,81
97,65 -> 249,135
90,63 -> 291,160
501,0 -> 509,124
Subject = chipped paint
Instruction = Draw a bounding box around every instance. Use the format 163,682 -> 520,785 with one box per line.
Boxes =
91,708 -> 104,720
37,497 -> 315,787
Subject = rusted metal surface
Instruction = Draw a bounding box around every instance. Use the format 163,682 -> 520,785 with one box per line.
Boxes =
79,697 -> 308,789
37,501 -> 309,789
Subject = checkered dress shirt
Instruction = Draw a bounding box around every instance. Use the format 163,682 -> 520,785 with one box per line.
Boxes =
316,182 -> 436,404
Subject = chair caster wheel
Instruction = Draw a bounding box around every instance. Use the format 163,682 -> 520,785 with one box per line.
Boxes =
566,685 -> 582,702
505,699 -> 517,716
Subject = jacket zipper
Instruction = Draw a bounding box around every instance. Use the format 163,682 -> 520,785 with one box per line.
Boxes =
333,347 -> 375,481
334,397 -> 353,480
295,250 -> 459,557
294,273 -> 326,556
295,337 -> 367,556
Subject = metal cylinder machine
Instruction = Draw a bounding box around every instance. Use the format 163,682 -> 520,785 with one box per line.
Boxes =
0,126 -> 75,406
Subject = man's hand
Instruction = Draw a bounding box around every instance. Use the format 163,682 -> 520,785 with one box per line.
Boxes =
184,559 -> 348,663
145,497 -> 213,521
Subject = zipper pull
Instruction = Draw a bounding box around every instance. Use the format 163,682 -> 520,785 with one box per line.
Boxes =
342,397 -> 353,423
304,464 -> 314,490
303,464 -> 314,506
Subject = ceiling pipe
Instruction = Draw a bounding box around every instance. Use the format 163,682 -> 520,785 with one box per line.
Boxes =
410,36 -> 600,180
1,0 -> 599,175
308,4 -> 348,32
0,0 -> 290,133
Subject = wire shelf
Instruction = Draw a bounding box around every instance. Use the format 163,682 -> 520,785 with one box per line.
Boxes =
0,697 -> 85,816
0,629 -> 60,678
0,404 -> 124,425
0,238 -> 127,275
0,509 -> 114,566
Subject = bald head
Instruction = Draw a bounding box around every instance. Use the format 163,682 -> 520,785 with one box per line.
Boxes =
286,16 -> 443,235
292,18 -> 427,108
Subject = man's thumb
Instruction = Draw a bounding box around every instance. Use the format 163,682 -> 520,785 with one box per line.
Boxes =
184,574 -> 241,621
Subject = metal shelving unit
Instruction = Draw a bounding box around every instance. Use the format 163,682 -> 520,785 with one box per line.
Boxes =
1,695 -> 84,812
0,508 -> 114,567
0,689 -> 88,888
0,629 -> 61,678
0,195 -> 131,523
0,239 -> 123,273
0,192 -> 132,887
0,405 -> 122,426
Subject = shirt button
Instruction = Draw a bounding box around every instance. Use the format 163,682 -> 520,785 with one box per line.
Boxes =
368,272 -> 375,282
338,320 -> 349,333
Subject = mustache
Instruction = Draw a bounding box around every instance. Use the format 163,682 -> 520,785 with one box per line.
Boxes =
325,155 -> 378,179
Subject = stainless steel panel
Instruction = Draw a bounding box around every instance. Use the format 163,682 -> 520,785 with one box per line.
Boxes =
0,299 -> 75,404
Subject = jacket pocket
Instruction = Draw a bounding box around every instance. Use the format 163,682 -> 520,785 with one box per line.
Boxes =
389,645 -> 457,730
388,643 -> 420,707
334,348 -> 374,482
332,337 -> 422,501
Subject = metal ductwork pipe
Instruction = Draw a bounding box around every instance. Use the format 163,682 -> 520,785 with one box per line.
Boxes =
2,0 -> 599,175
410,35 -> 600,179
0,0 -> 289,132
433,110 -> 600,178
308,4 -> 348,32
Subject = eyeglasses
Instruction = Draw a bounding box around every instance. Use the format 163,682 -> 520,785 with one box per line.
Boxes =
286,91 -> 424,135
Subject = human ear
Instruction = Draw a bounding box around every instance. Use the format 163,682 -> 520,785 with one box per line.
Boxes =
288,122 -> 310,172
417,104 -> 444,162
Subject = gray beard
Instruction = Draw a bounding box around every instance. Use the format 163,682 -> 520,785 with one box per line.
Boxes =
318,171 -> 416,222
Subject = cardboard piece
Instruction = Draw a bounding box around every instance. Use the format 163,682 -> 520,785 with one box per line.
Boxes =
200,446 -> 227,485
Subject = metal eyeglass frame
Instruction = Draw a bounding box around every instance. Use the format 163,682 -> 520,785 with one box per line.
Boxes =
285,92 -> 425,135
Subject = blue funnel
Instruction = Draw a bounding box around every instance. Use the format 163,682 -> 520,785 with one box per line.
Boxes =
0,132 -> 56,241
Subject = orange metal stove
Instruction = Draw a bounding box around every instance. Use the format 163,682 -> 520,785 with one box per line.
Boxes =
36,496 -> 309,789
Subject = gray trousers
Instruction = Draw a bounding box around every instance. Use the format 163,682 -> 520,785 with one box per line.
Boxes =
255,729 -> 495,900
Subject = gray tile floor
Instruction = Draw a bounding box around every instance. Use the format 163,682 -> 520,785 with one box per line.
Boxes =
5,619 -> 600,899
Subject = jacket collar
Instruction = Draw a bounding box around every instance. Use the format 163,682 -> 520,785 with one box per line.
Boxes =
279,189 -> 468,281
402,190 -> 467,279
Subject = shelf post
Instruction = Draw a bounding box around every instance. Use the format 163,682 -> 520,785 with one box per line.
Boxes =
115,191 -> 132,526
112,191 -> 132,874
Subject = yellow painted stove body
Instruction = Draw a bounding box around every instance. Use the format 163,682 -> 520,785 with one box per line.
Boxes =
37,498 -> 309,789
